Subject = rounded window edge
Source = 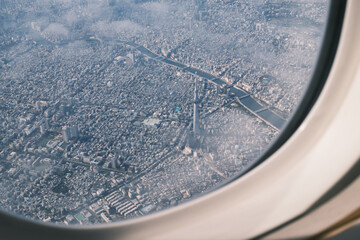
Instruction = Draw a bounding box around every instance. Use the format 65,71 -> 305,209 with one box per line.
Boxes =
205,0 -> 347,195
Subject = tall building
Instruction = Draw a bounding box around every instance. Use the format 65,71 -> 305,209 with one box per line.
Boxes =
40,123 -> 47,135
44,118 -> 50,129
70,126 -> 79,139
126,50 -> 135,65
193,80 -> 200,136
111,157 -> 121,169
62,126 -> 71,142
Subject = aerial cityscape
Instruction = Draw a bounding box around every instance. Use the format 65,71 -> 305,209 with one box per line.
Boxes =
0,0 -> 327,224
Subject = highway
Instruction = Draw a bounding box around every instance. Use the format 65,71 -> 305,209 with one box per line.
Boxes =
117,40 -> 286,130
42,36 -> 286,130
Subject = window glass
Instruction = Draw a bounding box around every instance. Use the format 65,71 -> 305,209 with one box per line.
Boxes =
0,0 -> 328,224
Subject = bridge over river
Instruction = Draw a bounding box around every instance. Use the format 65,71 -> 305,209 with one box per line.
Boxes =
115,40 -> 286,130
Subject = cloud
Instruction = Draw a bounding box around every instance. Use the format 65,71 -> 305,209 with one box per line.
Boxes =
91,20 -> 146,38
143,2 -> 170,15
42,23 -> 69,39
63,10 -> 80,26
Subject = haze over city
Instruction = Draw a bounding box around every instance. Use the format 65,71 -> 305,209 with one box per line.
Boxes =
0,0 -> 327,224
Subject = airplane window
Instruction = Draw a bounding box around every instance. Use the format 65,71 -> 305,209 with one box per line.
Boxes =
0,0 -> 329,225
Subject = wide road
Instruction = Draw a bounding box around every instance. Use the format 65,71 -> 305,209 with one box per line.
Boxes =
117,40 -> 286,130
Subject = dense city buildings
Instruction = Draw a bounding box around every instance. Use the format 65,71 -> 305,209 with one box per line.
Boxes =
0,0 -> 327,224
